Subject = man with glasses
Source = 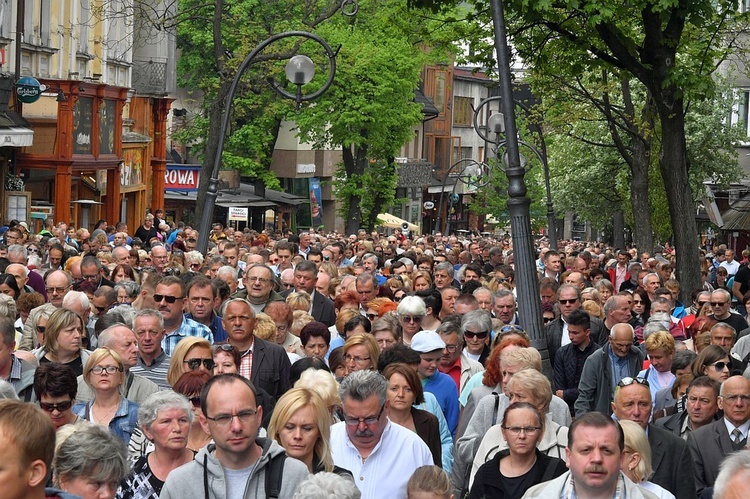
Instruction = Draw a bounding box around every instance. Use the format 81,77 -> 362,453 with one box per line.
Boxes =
330,369 -> 433,499
76,323 -> 159,405
709,290 -> 747,338
18,270 -> 73,351
411,330 -> 460,438
156,276 -> 213,356
233,264 -> 284,314
575,323 -> 644,417
160,373 -> 309,498
130,309 -> 171,389
75,256 -> 114,292
688,375 -> 750,496
546,284 -> 606,371
185,276 -> 227,343
437,320 -> 483,396
611,376 -> 696,498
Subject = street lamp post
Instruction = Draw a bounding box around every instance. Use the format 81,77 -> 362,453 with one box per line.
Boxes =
487,0 -> 550,373
196,31 -> 337,255
433,158 -> 489,235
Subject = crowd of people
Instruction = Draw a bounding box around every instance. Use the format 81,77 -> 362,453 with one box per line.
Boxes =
1,214 -> 750,499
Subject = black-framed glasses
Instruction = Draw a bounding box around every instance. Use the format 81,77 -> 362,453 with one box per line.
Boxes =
81,274 -> 100,281
153,294 -> 184,304
617,377 -> 649,388
184,358 -> 215,371
206,408 -> 258,426
366,313 -> 378,321
36,326 -> 46,334
558,298 -> 578,305
344,402 -> 386,426
464,330 -> 488,339
40,400 -> 73,413
710,301 -> 728,307
27,247 -> 40,254
90,365 -> 123,375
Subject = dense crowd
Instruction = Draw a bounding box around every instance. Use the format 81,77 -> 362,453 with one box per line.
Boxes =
1,214 -> 749,499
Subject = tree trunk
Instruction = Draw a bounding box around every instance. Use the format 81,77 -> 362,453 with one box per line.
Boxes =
342,142 -> 369,235
629,135 -> 654,252
657,96 -> 701,303
612,209 -> 625,249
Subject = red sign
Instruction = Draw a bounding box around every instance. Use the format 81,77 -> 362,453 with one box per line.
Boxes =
164,164 -> 201,191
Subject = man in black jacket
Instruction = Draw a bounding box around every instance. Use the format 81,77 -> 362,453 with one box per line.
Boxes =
553,309 -> 597,416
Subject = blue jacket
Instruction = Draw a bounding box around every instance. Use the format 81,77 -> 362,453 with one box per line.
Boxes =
422,371 -> 460,439
73,397 -> 139,444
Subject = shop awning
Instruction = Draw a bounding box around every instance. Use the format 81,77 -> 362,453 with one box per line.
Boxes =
0,110 -> 33,147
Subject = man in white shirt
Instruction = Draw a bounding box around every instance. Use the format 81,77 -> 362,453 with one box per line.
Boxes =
720,249 -> 740,277
330,370 -> 433,499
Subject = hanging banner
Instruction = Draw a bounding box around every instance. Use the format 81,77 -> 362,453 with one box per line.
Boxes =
309,177 -> 323,227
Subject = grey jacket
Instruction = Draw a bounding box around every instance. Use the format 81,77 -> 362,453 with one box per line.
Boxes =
522,471 -> 659,499
574,343 -> 645,417
160,438 -> 309,499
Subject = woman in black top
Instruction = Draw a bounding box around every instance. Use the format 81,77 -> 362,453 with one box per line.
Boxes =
468,402 -> 567,499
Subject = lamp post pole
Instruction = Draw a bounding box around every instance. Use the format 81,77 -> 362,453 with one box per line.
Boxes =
488,0 -> 549,372
196,31 -> 337,255
433,158 -> 487,235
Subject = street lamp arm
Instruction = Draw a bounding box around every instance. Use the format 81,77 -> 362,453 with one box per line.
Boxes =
196,31 -> 337,254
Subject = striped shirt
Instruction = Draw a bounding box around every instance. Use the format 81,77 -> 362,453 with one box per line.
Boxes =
130,351 -> 171,390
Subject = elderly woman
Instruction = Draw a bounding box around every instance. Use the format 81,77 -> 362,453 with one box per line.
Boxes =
383,363 -> 442,466
54,423 -> 129,499
343,333 -> 379,375
637,330 -> 676,400
461,309 -> 492,365
371,315 -> 403,351
34,308 -> 90,377
33,361 -> 81,430
268,387 -> 350,476
114,280 -> 140,305
116,391 -> 194,499
620,420 -> 676,499
468,402 -> 567,499
165,337 -> 213,387
73,348 -> 139,444
398,295 -> 427,346
212,344 -> 241,375
470,369 -> 569,487
299,321 -> 331,359
266,301 -> 303,354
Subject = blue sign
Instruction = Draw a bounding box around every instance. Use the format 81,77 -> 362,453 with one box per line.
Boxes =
16,77 -> 43,104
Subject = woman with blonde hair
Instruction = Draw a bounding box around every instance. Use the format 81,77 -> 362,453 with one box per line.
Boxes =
34,308 -> 90,377
581,299 -> 604,319
343,333 -> 379,375
165,337 -> 213,386
268,387 -> 350,476
407,465 -> 453,499
295,367 -> 342,421
287,291 -> 312,313
411,270 -> 433,292
620,420 -> 676,498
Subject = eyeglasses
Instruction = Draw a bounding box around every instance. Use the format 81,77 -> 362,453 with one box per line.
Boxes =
696,302 -> 707,308
499,325 -> 526,335
710,361 -> 730,371
543,316 -> 554,324
282,282 -> 294,288
45,285 -> 71,294
246,276 -> 271,284
81,274 -> 100,281
366,313 -> 378,321
215,344 -> 236,352
464,330 -> 488,339
190,263 -> 202,269
400,315 -> 423,323
40,400 -> 73,413
189,396 -> 202,408
444,344 -> 459,353
27,248 -> 39,254
90,365 -> 123,375
153,294 -> 184,303
344,354 -> 371,365
721,394 -> 750,404
617,377 -> 649,388
558,298 -> 578,305
344,402 -> 386,426
184,358 -> 215,370
163,268 -> 181,276
36,326 -> 46,334
206,408 -> 258,426
187,238 -> 197,243
710,301 -> 728,307
323,256 -> 331,261
502,425 -> 541,435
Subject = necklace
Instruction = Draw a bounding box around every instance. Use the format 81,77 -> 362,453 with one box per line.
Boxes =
92,401 -> 118,423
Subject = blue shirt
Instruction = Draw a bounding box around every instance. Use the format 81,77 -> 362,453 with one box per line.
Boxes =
422,371 -> 460,439
185,312 -> 227,343
73,397 -> 139,444
161,317 -> 214,356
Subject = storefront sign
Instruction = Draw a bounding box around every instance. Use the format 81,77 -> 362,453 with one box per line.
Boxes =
228,207 -> 248,221
164,164 -> 202,190
297,163 -> 316,175
16,77 -> 42,104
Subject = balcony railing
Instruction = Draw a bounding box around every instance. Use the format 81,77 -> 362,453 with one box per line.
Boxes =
131,57 -> 168,95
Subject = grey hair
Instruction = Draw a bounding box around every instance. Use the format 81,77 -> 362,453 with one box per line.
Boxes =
627,262 -> 642,273
355,272 -> 378,288
7,244 -> 27,261
493,288 -> 515,303
186,250 -> 204,265
338,369 -> 388,406
134,308 -> 164,330
53,423 -> 128,485
397,296 -> 426,317
437,317 -> 463,341
646,312 -> 672,333
107,305 -> 136,328
609,323 -> 635,339
461,309 -> 492,335
220,298 -> 255,317
62,291 -> 89,311
711,322 -> 737,340
712,288 -> 732,303
0,293 -> 17,320
713,443 -> 750,499
602,295 -> 624,316
114,281 -> 140,300
472,286 -> 492,298
642,321 -> 669,342
435,262 -> 454,278
217,265 -> 238,280
138,390 -> 193,430
371,315 -> 402,341
642,272 -> 661,287
98,323 -> 131,348
0,379 -> 19,400
292,472 -> 361,499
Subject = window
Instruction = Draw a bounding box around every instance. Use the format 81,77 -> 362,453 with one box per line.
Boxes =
729,89 -> 750,138
454,96 -> 474,126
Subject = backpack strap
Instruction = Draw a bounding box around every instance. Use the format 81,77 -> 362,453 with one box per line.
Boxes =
265,452 -> 286,499
491,391 -> 500,426
540,455 -> 559,483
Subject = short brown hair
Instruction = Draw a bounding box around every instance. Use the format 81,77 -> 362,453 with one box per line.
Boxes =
383,362 -> 425,404
0,399 -> 55,469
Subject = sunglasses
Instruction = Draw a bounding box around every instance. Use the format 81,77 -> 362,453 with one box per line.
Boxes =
710,301 -> 728,307
215,344 -> 235,352
617,377 -> 649,388
366,313 -> 378,320
154,294 -> 184,304
189,396 -> 202,408
184,358 -> 215,371
464,330 -> 488,339
543,317 -> 554,324
401,315 -> 423,323
710,361 -> 730,371
558,298 -> 578,305
27,247 -> 40,254
187,238 -> 197,243
40,400 -> 73,412
36,326 -> 46,334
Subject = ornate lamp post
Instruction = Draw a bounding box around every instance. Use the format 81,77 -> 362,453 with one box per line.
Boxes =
433,158 -> 490,235
196,31 -> 337,255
